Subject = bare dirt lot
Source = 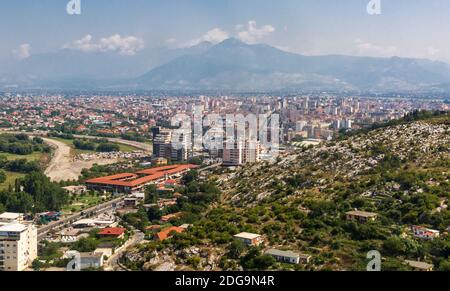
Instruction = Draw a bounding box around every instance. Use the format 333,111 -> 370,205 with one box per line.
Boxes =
43,138 -> 118,182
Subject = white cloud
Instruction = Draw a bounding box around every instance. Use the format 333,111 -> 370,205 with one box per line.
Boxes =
12,44 -> 31,60
355,39 -> 397,57
426,47 -> 440,58
236,21 -> 275,43
186,28 -> 229,47
166,38 -> 177,44
64,34 -> 144,56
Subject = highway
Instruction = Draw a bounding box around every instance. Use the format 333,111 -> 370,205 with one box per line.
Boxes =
198,163 -> 223,173
104,227 -> 145,271
72,134 -> 152,153
37,196 -> 125,241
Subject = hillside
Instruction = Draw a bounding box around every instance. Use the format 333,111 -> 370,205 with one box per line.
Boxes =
123,112 -> 450,271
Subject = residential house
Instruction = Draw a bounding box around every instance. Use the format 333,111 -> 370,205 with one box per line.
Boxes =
79,252 -> 104,270
97,227 -> 126,239
160,212 -> 183,223
233,232 -> 264,246
346,210 -> 378,223
405,260 -> 434,271
265,249 -> 311,264
155,226 -> 185,241
411,226 -> 440,240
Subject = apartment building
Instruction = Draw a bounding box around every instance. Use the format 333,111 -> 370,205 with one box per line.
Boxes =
223,139 -> 260,166
153,129 -> 172,159
171,130 -> 192,162
0,221 -> 37,271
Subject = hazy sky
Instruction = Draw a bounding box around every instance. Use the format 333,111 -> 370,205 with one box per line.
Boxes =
2,0 -> 450,61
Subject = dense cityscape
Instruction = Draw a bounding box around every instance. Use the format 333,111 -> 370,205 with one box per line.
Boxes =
0,91 -> 449,272
2,1 -> 450,283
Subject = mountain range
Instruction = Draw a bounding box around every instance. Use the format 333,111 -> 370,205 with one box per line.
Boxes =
3,38 -> 450,92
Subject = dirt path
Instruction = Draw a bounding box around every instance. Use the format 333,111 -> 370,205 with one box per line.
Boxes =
43,138 -> 117,182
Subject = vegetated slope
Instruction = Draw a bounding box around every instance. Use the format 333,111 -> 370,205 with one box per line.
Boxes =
124,112 -> 450,271
216,112 -> 450,270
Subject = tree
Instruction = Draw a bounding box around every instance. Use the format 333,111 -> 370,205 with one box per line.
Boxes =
228,240 -> 246,259
182,170 -> 198,184
22,171 -> 69,212
6,192 -> 34,213
438,260 -> 450,271
0,170 -> 5,183
72,237 -> 99,252
252,255 -> 276,270
383,236 -> 407,255
147,206 -> 163,221
96,143 -> 120,152
32,259 -> 44,271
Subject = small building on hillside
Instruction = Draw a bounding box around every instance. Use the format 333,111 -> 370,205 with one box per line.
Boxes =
124,197 -> 139,208
60,229 -> 88,243
405,260 -> 434,271
411,225 -> 440,240
79,252 -> 104,270
160,212 -> 183,223
130,192 -> 145,201
233,232 -> 263,246
97,227 -> 126,239
265,249 -> 311,264
155,226 -> 185,241
345,210 -> 378,223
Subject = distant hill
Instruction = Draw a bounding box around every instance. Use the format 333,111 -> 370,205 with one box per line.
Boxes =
137,38 -> 450,92
0,42 -> 214,89
3,38 -> 450,92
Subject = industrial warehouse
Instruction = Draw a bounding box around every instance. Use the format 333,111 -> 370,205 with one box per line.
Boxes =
85,164 -> 198,193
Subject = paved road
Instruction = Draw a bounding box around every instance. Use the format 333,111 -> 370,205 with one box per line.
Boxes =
104,229 -> 145,271
72,134 -> 152,153
198,163 -> 222,172
37,197 -> 124,241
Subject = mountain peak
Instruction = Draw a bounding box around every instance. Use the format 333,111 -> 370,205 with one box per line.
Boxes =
215,38 -> 249,48
190,41 -> 213,49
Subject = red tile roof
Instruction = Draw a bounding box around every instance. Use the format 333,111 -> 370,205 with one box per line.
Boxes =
98,227 -> 126,236
85,164 -> 198,188
156,226 -> 185,241
160,212 -> 183,222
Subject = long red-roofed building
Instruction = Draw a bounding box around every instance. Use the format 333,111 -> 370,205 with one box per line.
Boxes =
85,164 -> 198,193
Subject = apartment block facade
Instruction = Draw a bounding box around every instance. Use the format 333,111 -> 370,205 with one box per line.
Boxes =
0,222 -> 37,271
